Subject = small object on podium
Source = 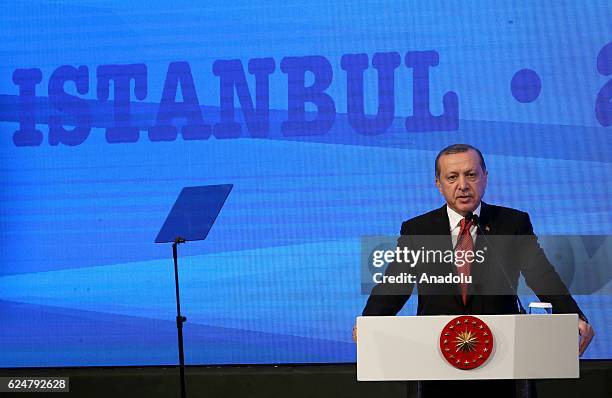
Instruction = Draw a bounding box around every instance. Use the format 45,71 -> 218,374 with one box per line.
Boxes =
528,302 -> 553,314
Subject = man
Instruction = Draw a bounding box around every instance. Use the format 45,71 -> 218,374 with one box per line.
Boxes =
356,144 -> 594,397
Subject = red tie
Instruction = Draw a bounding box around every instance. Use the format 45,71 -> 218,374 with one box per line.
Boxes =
456,218 -> 474,305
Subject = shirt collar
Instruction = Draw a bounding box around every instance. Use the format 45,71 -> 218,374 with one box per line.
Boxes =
446,202 -> 481,230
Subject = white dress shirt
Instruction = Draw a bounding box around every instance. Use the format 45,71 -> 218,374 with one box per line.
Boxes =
447,203 -> 481,248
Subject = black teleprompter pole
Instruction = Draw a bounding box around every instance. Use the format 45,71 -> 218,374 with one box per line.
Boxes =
155,185 -> 234,398
172,237 -> 187,398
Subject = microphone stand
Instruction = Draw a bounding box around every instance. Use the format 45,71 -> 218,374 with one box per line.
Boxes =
468,214 -> 526,314
468,213 -> 532,398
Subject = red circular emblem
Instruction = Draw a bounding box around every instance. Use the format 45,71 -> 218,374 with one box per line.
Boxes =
439,315 -> 493,370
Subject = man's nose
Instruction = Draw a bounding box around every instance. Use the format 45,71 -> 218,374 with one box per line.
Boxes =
457,176 -> 468,189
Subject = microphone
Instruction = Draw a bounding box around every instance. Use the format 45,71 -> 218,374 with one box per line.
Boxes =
467,212 -> 527,314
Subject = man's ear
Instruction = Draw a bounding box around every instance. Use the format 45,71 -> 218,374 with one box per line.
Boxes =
435,177 -> 442,193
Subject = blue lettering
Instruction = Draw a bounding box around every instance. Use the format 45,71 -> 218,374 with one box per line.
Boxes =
341,52 -> 400,135
280,55 -> 336,136
596,42 -> 612,127
48,65 -> 91,146
405,51 -> 458,132
149,61 -> 210,141
12,68 -> 43,146
97,64 -> 147,143
213,58 -> 275,138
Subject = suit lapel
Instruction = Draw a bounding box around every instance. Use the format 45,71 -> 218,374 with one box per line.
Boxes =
431,204 -> 454,237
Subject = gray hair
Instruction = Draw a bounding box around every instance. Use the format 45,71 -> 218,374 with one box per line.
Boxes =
435,144 -> 486,178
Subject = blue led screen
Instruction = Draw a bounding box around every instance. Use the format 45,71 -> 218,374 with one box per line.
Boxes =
0,1 -> 611,366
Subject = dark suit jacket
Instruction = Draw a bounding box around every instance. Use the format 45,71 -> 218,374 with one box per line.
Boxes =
362,202 -> 585,319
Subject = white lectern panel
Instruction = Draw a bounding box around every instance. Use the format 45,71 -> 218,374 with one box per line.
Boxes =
357,314 -> 578,381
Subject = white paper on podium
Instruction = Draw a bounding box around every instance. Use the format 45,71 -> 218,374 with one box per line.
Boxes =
357,314 -> 579,381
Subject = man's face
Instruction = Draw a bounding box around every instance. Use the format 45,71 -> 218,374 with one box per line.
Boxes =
435,150 -> 488,216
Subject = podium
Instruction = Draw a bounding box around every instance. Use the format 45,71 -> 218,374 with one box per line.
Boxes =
357,314 -> 579,381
